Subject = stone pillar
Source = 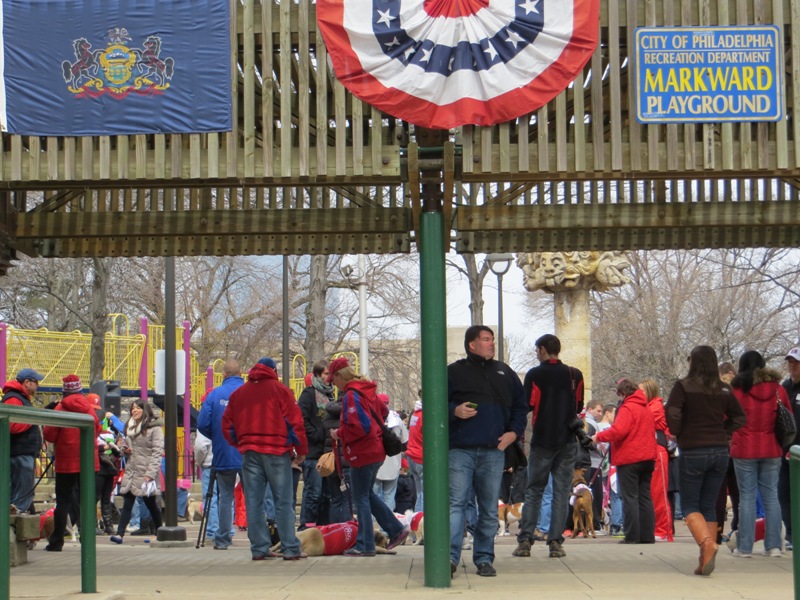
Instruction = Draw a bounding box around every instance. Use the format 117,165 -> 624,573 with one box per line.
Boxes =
553,289 -> 592,401
517,251 -> 631,403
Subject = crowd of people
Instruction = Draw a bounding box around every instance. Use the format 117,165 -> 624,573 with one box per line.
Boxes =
3,334 -> 800,580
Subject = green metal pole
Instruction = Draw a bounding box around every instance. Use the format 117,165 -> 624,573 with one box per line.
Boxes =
1,417 -> 10,600
790,446 -> 800,600
419,206 -> 450,588
79,422 -> 96,593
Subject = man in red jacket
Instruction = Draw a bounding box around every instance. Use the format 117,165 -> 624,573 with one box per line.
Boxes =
2,367 -> 44,513
42,374 -> 100,551
222,357 -> 308,561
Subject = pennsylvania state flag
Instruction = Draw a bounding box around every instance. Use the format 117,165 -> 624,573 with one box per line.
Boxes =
0,0 -> 232,136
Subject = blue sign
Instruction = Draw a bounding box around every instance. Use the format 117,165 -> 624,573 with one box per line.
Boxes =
0,0 -> 232,136
635,26 -> 782,123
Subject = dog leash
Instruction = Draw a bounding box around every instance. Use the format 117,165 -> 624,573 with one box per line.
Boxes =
20,454 -> 55,510
586,449 -> 609,488
334,441 -> 355,518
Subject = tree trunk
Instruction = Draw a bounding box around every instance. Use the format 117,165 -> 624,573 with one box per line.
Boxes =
463,254 -> 486,325
305,255 -> 329,363
90,257 -> 109,385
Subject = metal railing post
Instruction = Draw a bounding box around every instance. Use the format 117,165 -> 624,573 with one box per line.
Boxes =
79,422 -> 96,593
0,404 -> 96,594
790,446 -> 800,600
1,416 -> 10,600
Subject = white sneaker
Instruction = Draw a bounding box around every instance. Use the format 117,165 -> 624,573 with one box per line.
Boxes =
761,547 -> 782,557
732,549 -> 752,558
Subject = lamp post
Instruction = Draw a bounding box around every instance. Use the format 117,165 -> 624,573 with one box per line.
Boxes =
485,253 -> 514,364
342,255 -> 369,377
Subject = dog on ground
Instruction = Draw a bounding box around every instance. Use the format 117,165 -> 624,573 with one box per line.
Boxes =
269,521 -> 393,556
185,497 -> 204,525
570,469 -> 595,539
398,510 -> 425,545
497,501 -> 523,536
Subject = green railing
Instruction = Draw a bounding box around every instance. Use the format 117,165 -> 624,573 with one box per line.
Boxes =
791,446 -> 800,600
0,404 -> 96,597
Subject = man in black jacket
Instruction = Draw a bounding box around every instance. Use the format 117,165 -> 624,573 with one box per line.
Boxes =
779,347 -> 800,550
297,359 -> 334,529
448,325 -> 527,578
513,334 -> 584,559
2,368 -> 44,513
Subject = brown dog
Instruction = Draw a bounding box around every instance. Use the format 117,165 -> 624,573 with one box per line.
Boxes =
497,501 -> 523,536
269,522 -> 394,556
570,469 -> 595,539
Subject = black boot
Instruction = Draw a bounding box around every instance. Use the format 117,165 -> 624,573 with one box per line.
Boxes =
101,503 -> 114,535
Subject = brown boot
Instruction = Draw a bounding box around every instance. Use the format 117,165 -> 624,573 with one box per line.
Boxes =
685,513 -> 718,576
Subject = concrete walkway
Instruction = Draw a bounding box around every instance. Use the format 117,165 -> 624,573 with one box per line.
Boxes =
10,522 -> 794,600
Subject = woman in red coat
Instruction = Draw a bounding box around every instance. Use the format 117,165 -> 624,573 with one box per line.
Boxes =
42,374 -> 101,551
593,378 -> 657,544
640,378 -> 673,541
729,350 -> 790,558
328,357 -> 408,556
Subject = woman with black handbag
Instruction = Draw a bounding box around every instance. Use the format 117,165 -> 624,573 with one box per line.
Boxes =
328,357 -> 409,556
728,350 -> 792,558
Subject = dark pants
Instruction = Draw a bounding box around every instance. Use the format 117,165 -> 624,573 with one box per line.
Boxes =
116,492 -> 162,536
49,472 -> 81,550
779,455 -> 792,541
617,460 -> 655,543
678,446 -> 729,522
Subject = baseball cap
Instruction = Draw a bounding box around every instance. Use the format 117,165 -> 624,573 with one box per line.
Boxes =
786,348 -> 800,362
16,368 -> 44,382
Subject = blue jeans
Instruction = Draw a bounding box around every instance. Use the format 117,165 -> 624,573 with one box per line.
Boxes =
408,458 -> 424,512
518,442 -> 577,545
214,469 -> 240,549
733,457 -> 782,553
373,477 -> 399,512
449,447 -> 504,566
678,446 -> 729,521
200,467 -> 219,540
9,455 -> 35,513
327,469 -> 353,523
536,475 -> 554,532
349,462 -> 403,552
241,451 -> 301,558
610,482 -> 623,527
300,459 -> 322,526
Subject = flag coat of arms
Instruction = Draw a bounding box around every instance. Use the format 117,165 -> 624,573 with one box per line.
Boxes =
0,0 -> 232,136
317,0 -> 599,129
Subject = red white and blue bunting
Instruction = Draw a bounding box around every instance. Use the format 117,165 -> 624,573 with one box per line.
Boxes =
317,0 -> 599,129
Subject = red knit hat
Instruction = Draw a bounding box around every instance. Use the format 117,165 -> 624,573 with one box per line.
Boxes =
325,357 -> 350,384
62,374 -> 82,393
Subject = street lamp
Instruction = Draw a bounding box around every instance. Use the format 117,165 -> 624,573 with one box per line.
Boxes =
341,255 -> 369,377
485,253 -> 514,364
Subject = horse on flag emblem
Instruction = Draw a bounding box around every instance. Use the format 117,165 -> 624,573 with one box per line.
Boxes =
62,28 -> 175,99
316,0 -> 599,128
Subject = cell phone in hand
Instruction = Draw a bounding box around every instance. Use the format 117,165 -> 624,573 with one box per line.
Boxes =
467,403 -> 478,409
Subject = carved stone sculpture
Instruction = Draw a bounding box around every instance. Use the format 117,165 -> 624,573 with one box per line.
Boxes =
516,251 -> 631,401
517,251 -> 631,294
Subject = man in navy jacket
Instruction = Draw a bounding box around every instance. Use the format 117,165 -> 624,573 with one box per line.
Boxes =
447,325 -> 527,578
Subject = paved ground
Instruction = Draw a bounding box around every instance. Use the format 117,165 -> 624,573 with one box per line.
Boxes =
10,522 -> 795,600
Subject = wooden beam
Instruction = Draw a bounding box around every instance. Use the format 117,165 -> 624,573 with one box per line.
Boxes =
455,202 -> 800,252
17,207 -> 411,239
32,233 -> 410,258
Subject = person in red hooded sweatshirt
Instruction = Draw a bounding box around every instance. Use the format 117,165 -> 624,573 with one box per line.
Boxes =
42,374 -> 100,551
222,357 -> 308,561
592,378 -> 657,545
328,357 -> 409,556
639,378 -> 674,541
